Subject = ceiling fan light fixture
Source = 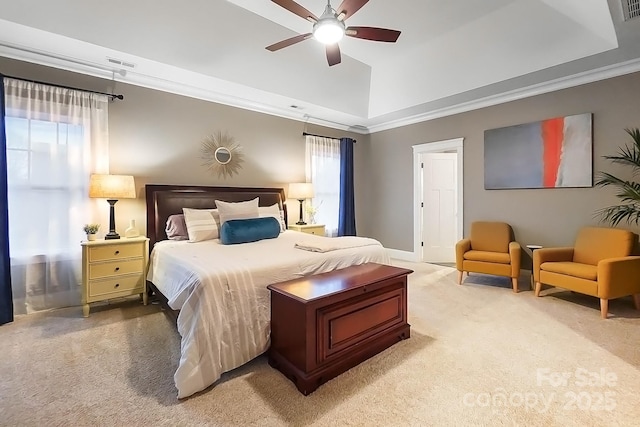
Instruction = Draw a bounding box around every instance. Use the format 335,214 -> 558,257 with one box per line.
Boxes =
313,18 -> 345,44
267,0 -> 401,66
312,2 -> 344,45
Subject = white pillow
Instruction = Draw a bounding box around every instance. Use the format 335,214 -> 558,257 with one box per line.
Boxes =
182,208 -> 220,242
215,198 -> 260,226
259,203 -> 286,232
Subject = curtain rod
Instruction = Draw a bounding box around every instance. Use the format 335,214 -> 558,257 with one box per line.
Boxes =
302,132 -> 356,143
2,74 -> 124,100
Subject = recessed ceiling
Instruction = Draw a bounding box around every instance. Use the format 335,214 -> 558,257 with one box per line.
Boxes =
0,0 -> 638,133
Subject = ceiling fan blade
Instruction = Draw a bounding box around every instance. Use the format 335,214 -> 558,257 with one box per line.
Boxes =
326,44 -> 341,66
345,26 -> 401,42
335,0 -> 369,21
271,0 -> 318,22
266,33 -> 313,51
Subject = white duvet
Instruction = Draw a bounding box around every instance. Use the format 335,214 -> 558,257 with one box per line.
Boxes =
146,230 -> 390,398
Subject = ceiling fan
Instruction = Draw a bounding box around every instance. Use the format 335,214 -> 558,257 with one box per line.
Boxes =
266,0 -> 401,66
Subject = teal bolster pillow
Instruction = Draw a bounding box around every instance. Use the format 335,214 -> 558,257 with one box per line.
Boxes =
220,217 -> 280,245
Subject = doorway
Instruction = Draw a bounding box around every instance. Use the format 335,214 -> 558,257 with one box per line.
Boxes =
413,138 -> 464,263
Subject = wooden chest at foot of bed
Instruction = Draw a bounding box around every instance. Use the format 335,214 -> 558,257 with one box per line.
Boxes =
267,263 -> 412,395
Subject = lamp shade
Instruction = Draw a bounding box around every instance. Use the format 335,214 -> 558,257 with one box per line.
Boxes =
89,174 -> 136,199
288,182 -> 314,200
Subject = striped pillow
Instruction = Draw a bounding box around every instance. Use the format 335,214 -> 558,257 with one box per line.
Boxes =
182,208 -> 220,242
258,203 -> 286,232
215,198 -> 260,226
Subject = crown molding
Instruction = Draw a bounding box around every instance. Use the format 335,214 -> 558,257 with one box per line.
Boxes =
120,68 -> 368,134
0,40 -> 368,134
366,57 -> 640,134
0,42 -> 118,81
3,31 -> 640,137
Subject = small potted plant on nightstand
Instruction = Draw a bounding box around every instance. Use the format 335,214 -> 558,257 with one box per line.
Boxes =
83,223 -> 100,241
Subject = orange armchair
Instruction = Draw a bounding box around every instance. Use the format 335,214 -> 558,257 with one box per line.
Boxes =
456,221 -> 521,292
533,226 -> 640,319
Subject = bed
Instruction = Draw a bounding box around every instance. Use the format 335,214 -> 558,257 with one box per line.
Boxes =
145,184 -> 391,398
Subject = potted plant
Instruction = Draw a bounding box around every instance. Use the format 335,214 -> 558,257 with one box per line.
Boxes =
595,128 -> 640,226
83,223 -> 100,241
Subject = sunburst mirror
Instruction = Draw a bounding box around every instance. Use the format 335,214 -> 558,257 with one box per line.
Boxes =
200,131 -> 244,179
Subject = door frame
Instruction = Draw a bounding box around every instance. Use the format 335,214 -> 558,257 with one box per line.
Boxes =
412,138 -> 464,262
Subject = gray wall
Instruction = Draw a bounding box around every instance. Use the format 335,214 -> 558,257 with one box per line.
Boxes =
364,71 -> 640,252
0,57 -> 365,235
4,56 -> 639,250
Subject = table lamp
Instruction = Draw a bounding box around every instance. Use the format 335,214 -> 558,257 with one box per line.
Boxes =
89,174 -> 136,240
288,182 -> 314,225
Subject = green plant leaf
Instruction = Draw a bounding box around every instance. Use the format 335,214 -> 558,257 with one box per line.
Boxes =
594,204 -> 640,226
594,128 -> 640,226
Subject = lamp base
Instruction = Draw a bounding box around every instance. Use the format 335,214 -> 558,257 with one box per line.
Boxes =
296,199 -> 307,227
105,199 -> 121,240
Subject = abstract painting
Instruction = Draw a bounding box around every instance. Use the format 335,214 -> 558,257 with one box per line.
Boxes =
484,113 -> 593,189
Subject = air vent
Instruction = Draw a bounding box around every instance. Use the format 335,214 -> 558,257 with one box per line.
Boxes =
106,57 -> 136,68
622,0 -> 640,21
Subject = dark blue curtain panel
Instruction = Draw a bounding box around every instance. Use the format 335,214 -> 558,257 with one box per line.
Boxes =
0,75 -> 14,325
338,137 -> 356,236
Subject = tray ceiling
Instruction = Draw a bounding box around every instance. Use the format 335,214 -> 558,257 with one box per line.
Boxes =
0,0 -> 638,132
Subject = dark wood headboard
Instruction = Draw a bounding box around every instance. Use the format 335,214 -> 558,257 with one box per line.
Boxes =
145,184 -> 288,250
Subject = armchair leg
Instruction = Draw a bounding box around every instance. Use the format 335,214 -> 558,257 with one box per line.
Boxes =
511,278 -> 518,293
633,294 -> 640,311
534,281 -> 542,297
457,271 -> 463,285
600,299 -> 609,319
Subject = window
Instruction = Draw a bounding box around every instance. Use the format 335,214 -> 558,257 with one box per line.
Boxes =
305,136 -> 340,236
4,78 -> 109,314
6,117 -> 87,256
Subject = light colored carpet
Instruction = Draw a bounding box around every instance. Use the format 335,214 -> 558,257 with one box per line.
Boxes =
2,261 -> 639,426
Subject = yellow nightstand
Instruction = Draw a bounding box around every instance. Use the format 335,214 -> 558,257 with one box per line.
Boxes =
81,236 -> 149,317
288,224 -> 326,236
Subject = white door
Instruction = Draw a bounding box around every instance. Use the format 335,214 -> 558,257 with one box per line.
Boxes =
421,152 -> 458,263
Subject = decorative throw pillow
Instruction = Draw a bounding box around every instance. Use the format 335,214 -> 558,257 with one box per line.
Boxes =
165,214 -> 189,240
220,217 -> 280,245
258,203 -> 286,232
215,198 -> 259,226
182,208 -> 220,242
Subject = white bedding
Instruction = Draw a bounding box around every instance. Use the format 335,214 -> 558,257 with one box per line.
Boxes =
146,230 -> 390,398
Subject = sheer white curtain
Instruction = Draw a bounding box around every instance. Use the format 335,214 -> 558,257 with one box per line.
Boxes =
305,135 -> 340,236
4,78 -> 109,314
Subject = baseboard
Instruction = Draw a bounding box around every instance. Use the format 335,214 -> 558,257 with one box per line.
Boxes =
387,248 -> 418,262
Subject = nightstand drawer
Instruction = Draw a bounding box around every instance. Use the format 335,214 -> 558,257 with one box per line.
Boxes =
89,244 -> 141,262
89,275 -> 142,298
88,259 -> 144,280
304,226 -> 325,235
289,224 -> 325,235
